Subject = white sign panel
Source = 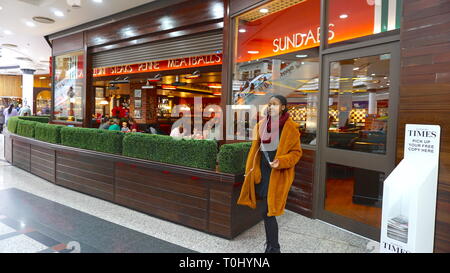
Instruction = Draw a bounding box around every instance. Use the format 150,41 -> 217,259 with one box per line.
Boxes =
380,124 -> 440,253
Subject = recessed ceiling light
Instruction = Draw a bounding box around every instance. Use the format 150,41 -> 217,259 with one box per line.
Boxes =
1,43 -> 18,48
0,6 -> 3,11
26,21 -> 36,27
3,30 -> 12,35
92,0 -> 103,3
340,14 -> 348,19
54,10 -> 64,17
259,8 -> 269,13
248,50 -> 259,54
33,16 -> 55,24
295,54 -> 308,58
239,29 -> 246,33
353,67 -> 359,70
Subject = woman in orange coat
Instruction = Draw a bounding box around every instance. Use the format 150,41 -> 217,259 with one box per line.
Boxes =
238,95 -> 302,253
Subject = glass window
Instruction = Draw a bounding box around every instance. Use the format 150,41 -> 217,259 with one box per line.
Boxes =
325,163 -> 384,228
327,54 -> 390,154
328,0 -> 403,47
232,0 -> 321,144
54,51 -> 84,122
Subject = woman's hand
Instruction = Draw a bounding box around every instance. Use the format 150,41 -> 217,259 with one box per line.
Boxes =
270,159 -> 279,168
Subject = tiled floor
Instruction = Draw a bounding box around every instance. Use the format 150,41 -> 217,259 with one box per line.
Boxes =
0,134 -> 379,253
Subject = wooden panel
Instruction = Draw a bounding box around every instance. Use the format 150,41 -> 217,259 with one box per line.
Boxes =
5,133 -> 263,239
115,162 -> 209,231
231,185 -> 264,237
86,0 -> 223,48
55,150 -> 114,201
52,32 -> 84,56
30,145 -> 55,183
399,0 -> 450,253
0,75 -> 22,97
287,149 -> 315,217
4,133 -> 12,163
12,140 -> 30,172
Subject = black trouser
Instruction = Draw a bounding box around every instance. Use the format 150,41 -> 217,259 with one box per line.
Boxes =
261,199 -> 280,249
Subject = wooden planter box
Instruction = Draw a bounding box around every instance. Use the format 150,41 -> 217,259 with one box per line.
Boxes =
3,132 -> 264,239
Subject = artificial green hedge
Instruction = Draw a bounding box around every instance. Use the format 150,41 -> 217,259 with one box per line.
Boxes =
8,117 -> 252,174
16,119 -> 37,138
61,127 -> 124,155
123,133 -> 218,170
19,116 -> 50,123
217,142 -> 252,174
7,116 -> 20,134
35,123 -> 64,144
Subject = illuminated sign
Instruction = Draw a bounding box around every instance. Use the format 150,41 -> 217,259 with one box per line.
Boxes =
93,54 -> 222,77
237,0 -> 375,62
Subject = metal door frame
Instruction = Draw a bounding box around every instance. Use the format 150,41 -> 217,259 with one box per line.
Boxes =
316,41 -> 401,241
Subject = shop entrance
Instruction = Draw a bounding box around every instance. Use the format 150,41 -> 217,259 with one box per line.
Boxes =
317,42 -> 400,241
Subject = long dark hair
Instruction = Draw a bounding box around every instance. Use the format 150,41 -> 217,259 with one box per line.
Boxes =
7,104 -> 14,115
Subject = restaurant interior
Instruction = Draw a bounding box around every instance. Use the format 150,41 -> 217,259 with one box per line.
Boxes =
91,66 -> 222,135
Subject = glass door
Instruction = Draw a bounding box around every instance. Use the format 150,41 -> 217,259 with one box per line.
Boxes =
318,42 -> 400,240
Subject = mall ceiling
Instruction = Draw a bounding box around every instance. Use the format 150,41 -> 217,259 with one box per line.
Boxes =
0,0 -> 156,75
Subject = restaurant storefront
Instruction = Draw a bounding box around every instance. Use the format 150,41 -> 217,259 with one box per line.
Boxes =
226,0 -> 401,241
17,0 -> 446,252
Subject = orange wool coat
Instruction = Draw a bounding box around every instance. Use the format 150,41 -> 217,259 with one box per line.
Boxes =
237,117 -> 302,217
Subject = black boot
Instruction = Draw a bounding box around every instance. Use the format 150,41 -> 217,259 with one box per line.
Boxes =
264,243 -> 281,253
266,246 -> 281,253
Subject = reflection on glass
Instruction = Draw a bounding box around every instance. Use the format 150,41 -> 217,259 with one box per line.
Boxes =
54,51 -> 84,122
328,0 -> 402,47
325,163 -> 384,228
232,0 -> 321,144
35,90 -> 51,116
327,54 -> 390,154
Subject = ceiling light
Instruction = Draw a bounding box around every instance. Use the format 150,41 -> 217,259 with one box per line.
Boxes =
33,16 -> 55,24
0,6 -> 3,11
239,29 -> 246,33
26,21 -> 36,27
353,67 -> 359,71
39,77 -> 47,80
296,54 -> 308,58
3,30 -> 12,35
259,8 -> 269,13
248,50 -> 259,54
371,73 -> 376,76
54,10 -> 64,17
340,14 -> 348,19
93,0 -> 103,3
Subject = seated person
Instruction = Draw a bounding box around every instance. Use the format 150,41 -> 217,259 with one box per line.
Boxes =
121,121 -> 130,133
99,117 -> 110,130
108,120 -> 121,131
128,118 -> 138,132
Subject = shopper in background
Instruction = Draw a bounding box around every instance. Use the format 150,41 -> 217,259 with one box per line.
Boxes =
0,106 -> 5,133
237,94 -> 302,253
108,119 -> 121,131
4,104 -> 19,126
19,105 -> 32,116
